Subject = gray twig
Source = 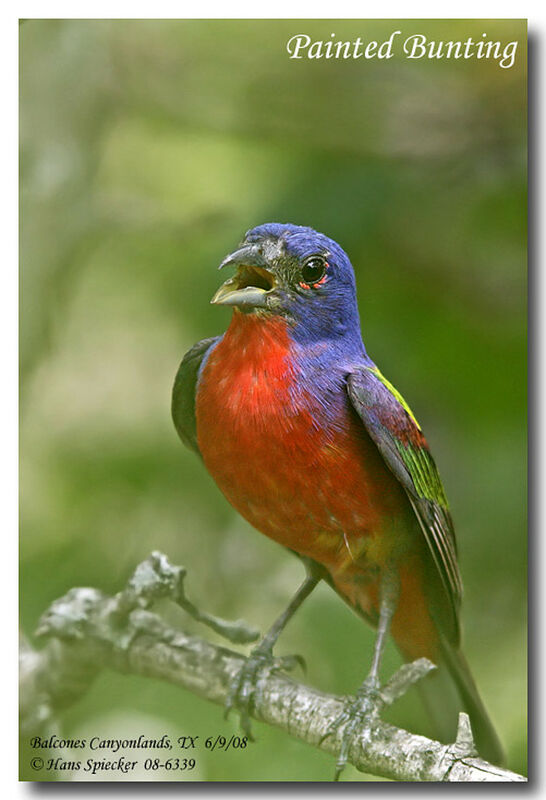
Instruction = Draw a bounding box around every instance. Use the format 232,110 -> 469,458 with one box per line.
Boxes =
20,552 -> 525,782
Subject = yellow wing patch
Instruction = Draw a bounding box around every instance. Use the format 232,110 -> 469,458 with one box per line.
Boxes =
366,366 -> 422,430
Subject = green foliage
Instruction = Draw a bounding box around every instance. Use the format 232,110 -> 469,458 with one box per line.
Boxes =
20,19 -> 526,781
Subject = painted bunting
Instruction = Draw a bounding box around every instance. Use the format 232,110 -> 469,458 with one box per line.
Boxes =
172,223 -> 503,775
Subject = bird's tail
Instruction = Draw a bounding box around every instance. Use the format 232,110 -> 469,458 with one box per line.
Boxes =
415,636 -> 505,766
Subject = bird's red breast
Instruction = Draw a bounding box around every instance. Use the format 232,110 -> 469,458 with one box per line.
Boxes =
196,311 -> 438,658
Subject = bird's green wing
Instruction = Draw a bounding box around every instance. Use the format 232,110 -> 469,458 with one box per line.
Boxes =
347,364 -> 462,642
172,336 -> 220,455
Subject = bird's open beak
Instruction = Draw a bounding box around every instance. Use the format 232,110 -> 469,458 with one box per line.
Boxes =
211,244 -> 276,308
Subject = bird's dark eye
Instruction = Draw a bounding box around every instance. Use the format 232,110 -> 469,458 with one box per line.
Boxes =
301,257 -> 326,285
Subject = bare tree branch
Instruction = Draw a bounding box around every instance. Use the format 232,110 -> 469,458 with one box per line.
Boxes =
20,552 -> 525,782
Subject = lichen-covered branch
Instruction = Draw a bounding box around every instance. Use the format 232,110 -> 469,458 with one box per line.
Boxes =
20,552 -> 525,782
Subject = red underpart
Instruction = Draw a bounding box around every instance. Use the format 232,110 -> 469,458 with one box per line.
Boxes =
196,311 -> 439,660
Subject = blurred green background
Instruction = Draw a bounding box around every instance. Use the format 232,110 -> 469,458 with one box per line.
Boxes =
20,19 -> 527,781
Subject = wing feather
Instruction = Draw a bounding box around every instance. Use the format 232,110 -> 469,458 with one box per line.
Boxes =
347,365 -> 462,642
171,336 -> 220,455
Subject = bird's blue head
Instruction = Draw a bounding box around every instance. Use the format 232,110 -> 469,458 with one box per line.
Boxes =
212,223 -> 364,351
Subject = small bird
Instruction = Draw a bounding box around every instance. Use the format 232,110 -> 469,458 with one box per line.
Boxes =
172,222 -> 504,775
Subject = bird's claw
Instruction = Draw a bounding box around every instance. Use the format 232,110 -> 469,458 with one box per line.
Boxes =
321,676 -> 384,781
225,647 -> 305,739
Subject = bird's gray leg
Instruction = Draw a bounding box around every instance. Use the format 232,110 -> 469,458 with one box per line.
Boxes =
366,567 -> 400,685
327,567 -> 400,781
256,571 -> 320,654
225,563 -> 322,738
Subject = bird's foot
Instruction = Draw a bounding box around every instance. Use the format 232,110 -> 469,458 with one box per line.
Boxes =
225,646 -> 305,739
322,658 -> 436,781
322,676 -> 383,781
